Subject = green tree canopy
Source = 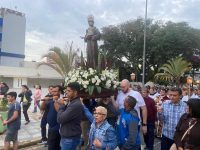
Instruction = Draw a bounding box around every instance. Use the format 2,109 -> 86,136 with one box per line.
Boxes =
100,18 -> 200,81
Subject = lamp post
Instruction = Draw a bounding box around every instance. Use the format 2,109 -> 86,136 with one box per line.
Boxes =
187,76 -> 193,98
142,0 -> 148,86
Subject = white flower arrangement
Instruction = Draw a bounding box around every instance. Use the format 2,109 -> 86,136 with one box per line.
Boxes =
65,68 -> 120,95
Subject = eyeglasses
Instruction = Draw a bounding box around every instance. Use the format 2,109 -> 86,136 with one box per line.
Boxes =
93,112 -> 106,116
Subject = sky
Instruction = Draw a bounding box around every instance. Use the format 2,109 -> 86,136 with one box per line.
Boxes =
1,0 -> 200,61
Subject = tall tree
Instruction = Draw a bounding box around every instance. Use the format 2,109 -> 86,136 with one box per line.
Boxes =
101,18 -> 200,82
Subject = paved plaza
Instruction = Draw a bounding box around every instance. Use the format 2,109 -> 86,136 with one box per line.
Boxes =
0,105 -> 41,150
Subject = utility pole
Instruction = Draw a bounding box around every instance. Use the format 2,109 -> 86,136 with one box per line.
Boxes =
142,0 -> 148,85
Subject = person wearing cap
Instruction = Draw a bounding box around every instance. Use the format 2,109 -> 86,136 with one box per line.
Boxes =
82,104 -> 117,150
57,82 -> 83,150
18,85 -> 32,125
84,15 -> 101,69
117,96 -> 141,150
158,87 -> 187,150
173,98 -> 200,150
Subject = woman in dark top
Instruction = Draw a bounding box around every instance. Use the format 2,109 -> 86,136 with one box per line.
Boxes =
0,82 -> 9,95
174,98 -> 200,150
18,85 -> 32,125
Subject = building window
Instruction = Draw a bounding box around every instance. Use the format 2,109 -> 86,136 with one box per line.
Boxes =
0,18 -> 3,26
13,77 -> 27,88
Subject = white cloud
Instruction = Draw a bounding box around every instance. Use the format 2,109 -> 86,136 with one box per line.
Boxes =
25,30 -> 85,61
0,0 -> 199,61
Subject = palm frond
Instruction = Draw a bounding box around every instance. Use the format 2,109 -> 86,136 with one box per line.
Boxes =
155,56 -> 191,86
38,44 -> 77,80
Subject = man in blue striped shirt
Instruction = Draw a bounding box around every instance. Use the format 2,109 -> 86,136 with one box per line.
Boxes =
158,87 -> 187,150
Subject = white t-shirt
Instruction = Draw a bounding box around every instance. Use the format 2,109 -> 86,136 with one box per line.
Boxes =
116,89 -> 146,120
182,94 -> 198,102
149,92 -> 160,100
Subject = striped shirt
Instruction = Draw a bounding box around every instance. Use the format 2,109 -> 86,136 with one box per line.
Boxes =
158,100 -> 186,140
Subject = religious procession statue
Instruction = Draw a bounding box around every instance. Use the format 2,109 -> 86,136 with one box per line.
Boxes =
84,15 -> 101,69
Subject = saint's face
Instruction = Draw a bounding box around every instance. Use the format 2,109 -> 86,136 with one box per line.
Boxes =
88,20 -> 94,27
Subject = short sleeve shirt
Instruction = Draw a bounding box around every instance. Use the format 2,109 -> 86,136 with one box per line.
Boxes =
7,101 -> 21,131
116,90 -> 145,120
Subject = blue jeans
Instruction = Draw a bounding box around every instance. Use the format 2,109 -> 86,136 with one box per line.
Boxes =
34,100 -> 40,112
60,137 -> 80,150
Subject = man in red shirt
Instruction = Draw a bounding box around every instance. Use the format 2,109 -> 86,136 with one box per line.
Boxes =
141,87 -> 157,150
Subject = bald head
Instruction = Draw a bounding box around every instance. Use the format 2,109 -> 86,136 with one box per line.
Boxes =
121,79 -> 130,93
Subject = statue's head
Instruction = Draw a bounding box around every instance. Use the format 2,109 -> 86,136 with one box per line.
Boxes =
87,14 -> 94,26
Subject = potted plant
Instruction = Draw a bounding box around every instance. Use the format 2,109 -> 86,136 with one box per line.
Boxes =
0,95 -> 8,133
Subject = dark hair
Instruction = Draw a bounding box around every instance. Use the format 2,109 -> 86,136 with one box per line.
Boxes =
160,87 -> 168,93
49,85 -> 54,88
142,87 -> 149,93
34,85 -> 41,89
126,96 -> 137,109
1,82 -> 8,87
170,87 -> 182,95
186,98 -> 200,118
7,91 -> 17,99
53,85 -> 63,92
21,85 -> 29,90
145,85 -> 150,90
67,82 -> 80,92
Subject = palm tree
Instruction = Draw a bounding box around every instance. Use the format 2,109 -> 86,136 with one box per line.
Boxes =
38,43 -> 77,80
155,56 -> 191,86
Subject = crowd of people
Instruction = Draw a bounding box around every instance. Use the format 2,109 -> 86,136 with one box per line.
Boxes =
1,80 -> 200,150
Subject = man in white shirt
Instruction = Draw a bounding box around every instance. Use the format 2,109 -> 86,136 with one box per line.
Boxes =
114,79 -> 148,134
182,88 -> 198,102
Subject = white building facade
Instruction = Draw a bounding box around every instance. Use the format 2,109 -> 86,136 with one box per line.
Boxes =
0,61 -> 63,89
0,8 -> 63,89
0,8 -> 26,67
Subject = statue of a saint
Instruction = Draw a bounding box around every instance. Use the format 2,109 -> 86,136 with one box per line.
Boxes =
84,15 -> 101,69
